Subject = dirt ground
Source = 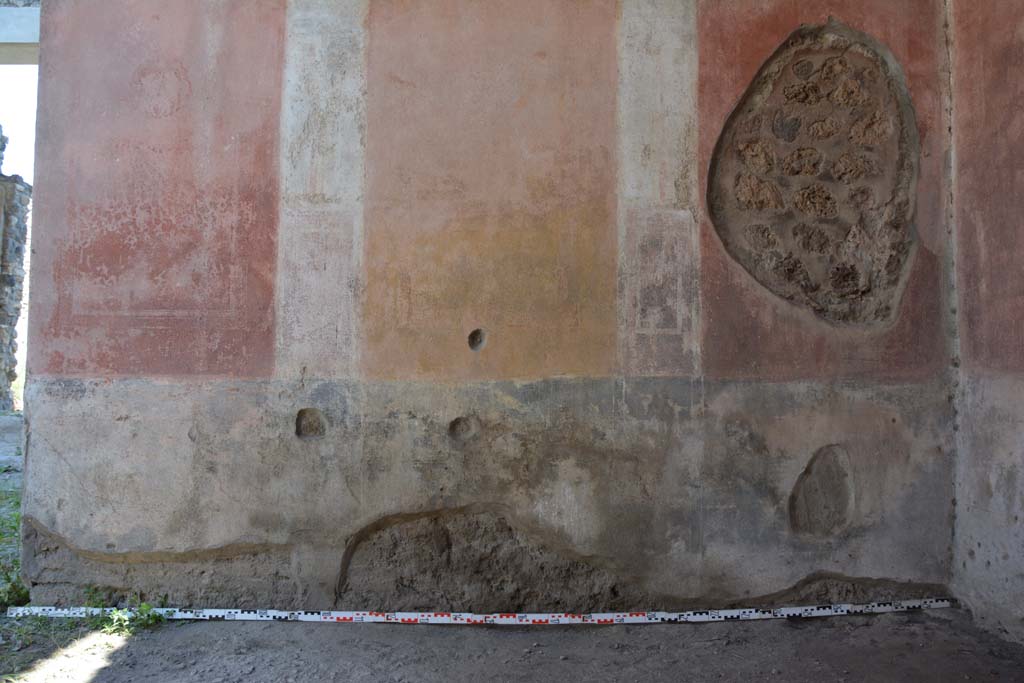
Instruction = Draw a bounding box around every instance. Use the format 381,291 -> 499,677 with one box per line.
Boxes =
0,607 -> 1021,682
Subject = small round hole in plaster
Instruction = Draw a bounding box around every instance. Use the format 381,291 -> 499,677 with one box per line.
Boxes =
468,328 -> 486,351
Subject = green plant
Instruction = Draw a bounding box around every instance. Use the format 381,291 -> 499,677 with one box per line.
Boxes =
81,585 -> 108,628
0,483 -> 27,612
80,589 -> 166,635
0,614 -> 98,677
83,585 -> 107,608
101,602 -> 165,636
0,489 -> 20,540
0,564 -> 28,609
101,608 -> 134,635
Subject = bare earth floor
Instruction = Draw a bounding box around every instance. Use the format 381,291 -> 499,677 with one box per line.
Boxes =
2,608 -> 1023,682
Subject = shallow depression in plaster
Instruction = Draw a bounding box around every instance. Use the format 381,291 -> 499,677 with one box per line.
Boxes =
295,408 -> 326,439
789,444 -> 855,536
448,415 -> 481,442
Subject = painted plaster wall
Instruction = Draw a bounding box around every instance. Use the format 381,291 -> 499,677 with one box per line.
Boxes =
951,0 -> 1024,643
22,0 -> 960,612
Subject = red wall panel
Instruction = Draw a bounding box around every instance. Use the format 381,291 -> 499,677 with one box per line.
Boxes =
29,0 -> 284,378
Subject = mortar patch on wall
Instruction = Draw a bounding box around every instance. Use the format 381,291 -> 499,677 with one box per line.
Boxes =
707,20 -> 919,325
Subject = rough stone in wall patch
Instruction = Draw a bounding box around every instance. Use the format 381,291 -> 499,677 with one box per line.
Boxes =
789,444 -> 854,536
335,507 -> 655,613
707,20 -> 919,325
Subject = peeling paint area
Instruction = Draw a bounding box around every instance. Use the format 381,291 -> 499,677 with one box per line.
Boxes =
275,0 -> 366,379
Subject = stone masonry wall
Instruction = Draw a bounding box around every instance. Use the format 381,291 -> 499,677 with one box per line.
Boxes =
0,126 -> 29,412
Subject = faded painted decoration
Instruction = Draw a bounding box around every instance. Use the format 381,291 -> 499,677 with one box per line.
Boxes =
708,20 -> 919,325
